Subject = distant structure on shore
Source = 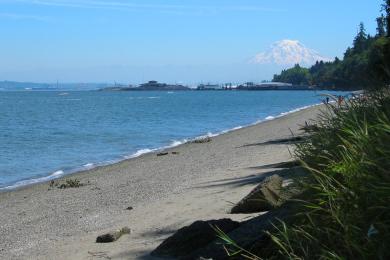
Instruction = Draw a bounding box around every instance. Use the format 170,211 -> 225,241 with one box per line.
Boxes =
100,81 -> 190,91
196,83 -> 237,90
197,83 -> 222,90
100,80 -> 316,92
138,81 -> 189,90
236,82 -> 313,90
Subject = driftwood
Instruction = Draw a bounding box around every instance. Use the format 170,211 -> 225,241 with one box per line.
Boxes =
96,227 -> 131,243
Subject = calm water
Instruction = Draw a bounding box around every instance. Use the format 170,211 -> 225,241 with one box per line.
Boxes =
0,90 -> 346,189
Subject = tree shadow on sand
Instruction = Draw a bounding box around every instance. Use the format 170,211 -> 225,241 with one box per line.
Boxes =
238,136 -> 307,148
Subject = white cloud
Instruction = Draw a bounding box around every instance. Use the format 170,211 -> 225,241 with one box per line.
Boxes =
0,12 -> 49,21
7,0 -> 285,14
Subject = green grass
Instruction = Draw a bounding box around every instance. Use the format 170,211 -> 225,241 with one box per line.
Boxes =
267,91 -> 390,259
218,90 -> 390,259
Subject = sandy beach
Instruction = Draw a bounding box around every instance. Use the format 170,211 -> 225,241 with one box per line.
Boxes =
0,105 -> 323,260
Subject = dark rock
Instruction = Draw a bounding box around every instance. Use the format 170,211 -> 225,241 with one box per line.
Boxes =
126,206 -> 133,211
172,151 -> 180,155
50,178 -> 85,189
231,174 -> 284,214
157,152 -> 169,156
96,227 -> 131,243
191,137 -> 212,144
151,219 -> 239,258
185,203 -> 295,260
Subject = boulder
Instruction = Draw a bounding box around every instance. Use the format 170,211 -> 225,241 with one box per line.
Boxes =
231,174 -> 284,214
184,203 -> 295,260
151,219 -> 239,258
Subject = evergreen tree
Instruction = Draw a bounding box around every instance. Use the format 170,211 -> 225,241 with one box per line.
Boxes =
353,23 -> 368,52
376,15 -> 386,37
383,0 -> 390,36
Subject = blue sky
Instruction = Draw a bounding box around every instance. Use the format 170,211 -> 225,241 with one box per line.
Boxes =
0,0 -> 384,84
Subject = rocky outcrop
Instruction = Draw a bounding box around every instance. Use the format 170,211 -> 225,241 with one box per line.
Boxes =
184,203 -> 295,260
230,174 -> 284,213
151,219 -> 239,258
151,168 -> 306,259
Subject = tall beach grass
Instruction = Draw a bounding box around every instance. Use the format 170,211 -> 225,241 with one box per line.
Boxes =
218,90 -> 390,259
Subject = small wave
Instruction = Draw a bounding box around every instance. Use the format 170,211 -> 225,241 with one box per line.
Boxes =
219,126 -> 244,134
66,99 -> 82,101
1,170 -> 65,190
188,103 -> 320,141
261,104 -> 319,123
124,148 -> 155,159
131,96 -> 160,100
229,126 -> 244,131
168,139 -> 188,147
51,170 -> 65,176
83,163 -> 94,168
280,105 -> 315,116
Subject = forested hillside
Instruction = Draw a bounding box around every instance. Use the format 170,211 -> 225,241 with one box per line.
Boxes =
273,1 -> 390,90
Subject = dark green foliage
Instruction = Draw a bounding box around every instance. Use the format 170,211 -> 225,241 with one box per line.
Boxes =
215,93 -> 390,260
368,37 -> 390,89
260,92 -> 390,259
376,15 -> 386,37
273,64 -> 311,86
353,23 -> 368,53
383,0 -> 390,36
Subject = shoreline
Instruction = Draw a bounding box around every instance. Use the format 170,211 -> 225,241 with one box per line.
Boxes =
0,103 -> 320,192
0,104 -> 325,260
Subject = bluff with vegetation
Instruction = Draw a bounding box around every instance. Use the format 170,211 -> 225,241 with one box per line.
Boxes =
222,1 -> 390,259
273,1 -> 390,90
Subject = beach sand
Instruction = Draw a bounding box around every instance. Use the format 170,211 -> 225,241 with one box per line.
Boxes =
0,105 -> 323,260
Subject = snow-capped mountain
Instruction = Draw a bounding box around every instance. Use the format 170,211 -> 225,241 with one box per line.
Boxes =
251,39 -> 332,67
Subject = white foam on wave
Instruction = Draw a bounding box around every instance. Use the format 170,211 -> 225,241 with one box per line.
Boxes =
123,139 -> 188,160
219,126 -> 244,135
200,103 -> 320,139
182,104 -> 319,144
83,163 -> 94,168
168,139 -> 187,147
124,148 -> 155,159
1,170 -> 65,190
129,96 -> 161,100
51,170 -> 65,176
261,104 -> 320,123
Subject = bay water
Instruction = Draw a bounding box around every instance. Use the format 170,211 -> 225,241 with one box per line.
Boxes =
0,90 -> 346,189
